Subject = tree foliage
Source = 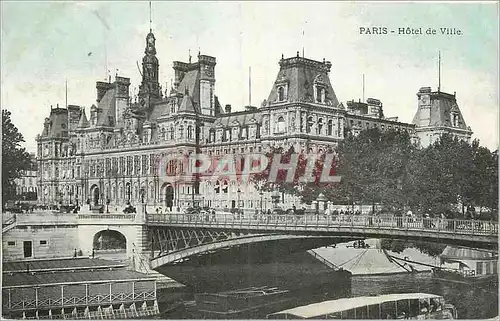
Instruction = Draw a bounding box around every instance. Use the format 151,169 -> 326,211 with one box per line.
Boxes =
328,128 -> 417,211
405,134 -> 498,217
249,145 -> 339,204
2,110 -> 31,203
254,130 -> 497,219
380,239 -> 447,258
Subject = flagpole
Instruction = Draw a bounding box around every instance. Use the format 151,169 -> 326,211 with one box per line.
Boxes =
65,79 -> 68,108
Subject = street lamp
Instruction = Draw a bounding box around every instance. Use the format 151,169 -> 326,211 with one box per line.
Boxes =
260,191 -> 263,212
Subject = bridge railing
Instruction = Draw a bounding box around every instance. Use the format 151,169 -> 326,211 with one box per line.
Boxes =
146,212 -> 498,236
77,214 -> 136,221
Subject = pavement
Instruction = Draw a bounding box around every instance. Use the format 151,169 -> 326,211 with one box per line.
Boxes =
3,269 -> 156,288
3,257 -> 125,273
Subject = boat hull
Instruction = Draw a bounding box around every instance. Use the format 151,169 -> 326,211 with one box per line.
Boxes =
432,268 -> 497,284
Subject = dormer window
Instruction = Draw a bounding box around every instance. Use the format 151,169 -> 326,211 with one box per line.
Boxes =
275,75 -> 289,103
278,87 -> 285,101
313,74 -> 327,104
452,113 -> 459,127
315,87 -> 326,103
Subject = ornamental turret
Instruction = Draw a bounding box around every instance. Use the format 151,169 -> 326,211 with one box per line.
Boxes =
138,29 -> 160,107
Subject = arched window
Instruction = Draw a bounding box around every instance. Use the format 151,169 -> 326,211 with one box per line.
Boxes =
222,180 -> 228,193
317,118 -> 324,135
277,117 -> 286,133
214,180 -> 220,194
187,125 -> 193,139
209,129 -> 216,143
169,126 -> 174,139
327,120 -> 333,135
179,125 -> 184,139
278,86 -> 285,101
161,128 -> 166,140
125,183 -> 131,202
306,117 -> 313,134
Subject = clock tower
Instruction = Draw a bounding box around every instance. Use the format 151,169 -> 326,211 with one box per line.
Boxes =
138,30 -> 161,106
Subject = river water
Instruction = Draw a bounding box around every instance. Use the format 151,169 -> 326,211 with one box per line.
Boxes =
159,250 -> 498,319
351,272 -> 498,319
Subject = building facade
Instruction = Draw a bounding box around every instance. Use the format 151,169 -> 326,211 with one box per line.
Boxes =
35,28 -> 469,210
14,153 -> 38,202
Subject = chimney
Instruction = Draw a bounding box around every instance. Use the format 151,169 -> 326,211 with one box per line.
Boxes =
225,104 -> 232,113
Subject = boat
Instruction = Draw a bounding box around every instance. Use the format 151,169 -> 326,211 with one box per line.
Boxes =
432,246 -> 498,284
267,293 -> 457,319
191,286 -> 295,319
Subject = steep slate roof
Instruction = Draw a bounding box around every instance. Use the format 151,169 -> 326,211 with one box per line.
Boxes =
178,69 -> 200,104
150,100 -> 169,120
77,108 -> 90,128
266,55 -> 340,107
96,88 -> 116,127
412,90 -> 469,129
214,111 -> 262,127
178,94 -> 197,113
41,107 -> 69,138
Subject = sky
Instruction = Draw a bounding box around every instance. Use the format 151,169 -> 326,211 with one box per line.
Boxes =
1,1 -> 499,152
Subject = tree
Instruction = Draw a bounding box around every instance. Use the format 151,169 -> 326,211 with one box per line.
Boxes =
380,239 -> 446,257
2,110 -> 31,204
250,145 -> 340,204
327,128 -> 417,212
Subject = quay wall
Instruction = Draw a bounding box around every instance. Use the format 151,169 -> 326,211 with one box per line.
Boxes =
2,213 -> 79,260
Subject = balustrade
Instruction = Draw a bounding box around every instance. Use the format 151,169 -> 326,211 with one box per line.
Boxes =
4,291 -> 156,312
146,212 -> 498,237
77,214 -> 136,220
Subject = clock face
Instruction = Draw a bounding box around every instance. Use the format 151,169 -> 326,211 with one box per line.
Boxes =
205,66 -> 213,77
148,36 -> 154,45
421,95 -> 430,105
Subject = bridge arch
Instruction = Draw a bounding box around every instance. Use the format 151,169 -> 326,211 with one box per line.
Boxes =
77,224 -> 144,263
93,229 -> 127,251
150,231 -> 349,269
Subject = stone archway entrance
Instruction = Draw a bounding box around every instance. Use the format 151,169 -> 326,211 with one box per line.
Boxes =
93,229 -> 127,261
90,184 -> 100,206
160,183 -> 174,211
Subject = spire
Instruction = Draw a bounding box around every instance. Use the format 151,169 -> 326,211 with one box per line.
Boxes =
189,49 -> 192,63
139,0 -> 159,100
149,1 -> 152,32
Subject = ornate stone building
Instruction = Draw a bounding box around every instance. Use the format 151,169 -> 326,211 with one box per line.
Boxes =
35,28 -> 466,211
